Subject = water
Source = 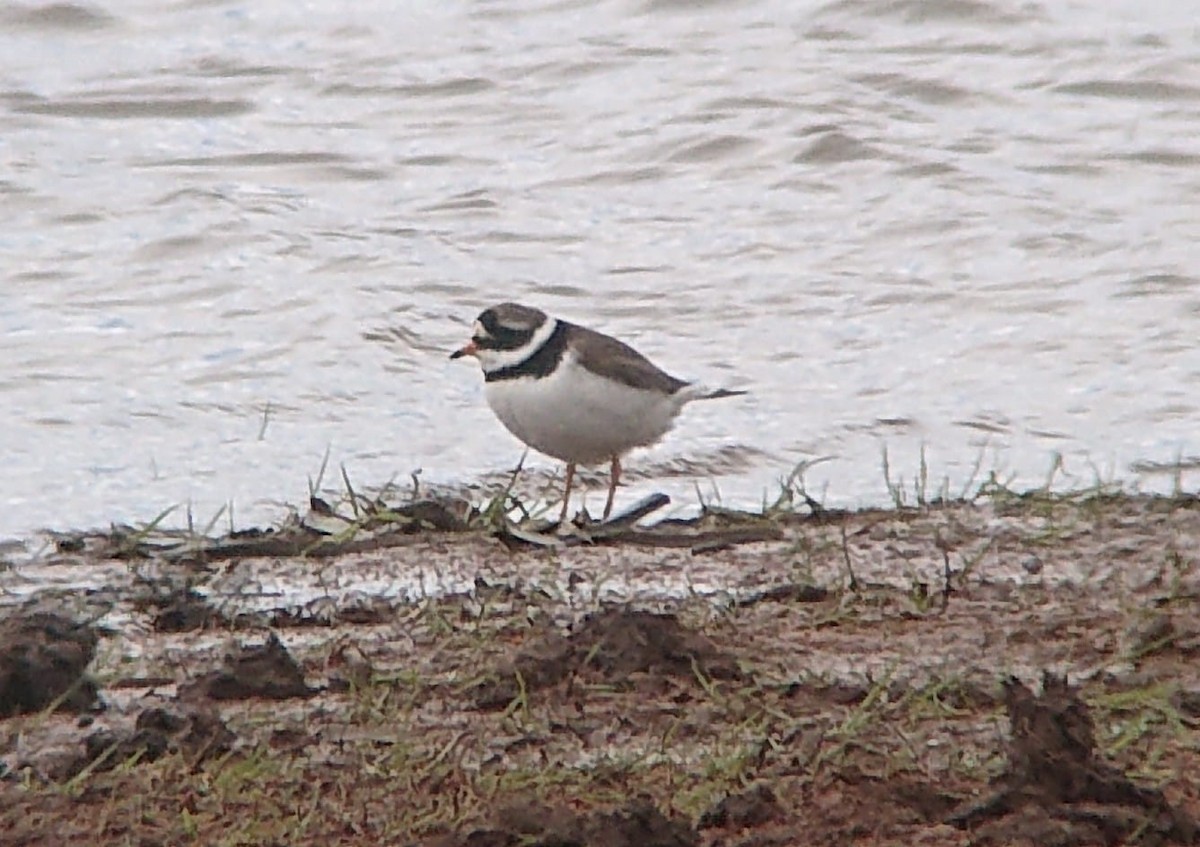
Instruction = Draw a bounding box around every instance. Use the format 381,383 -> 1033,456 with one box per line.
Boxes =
2,0 -> 1198,541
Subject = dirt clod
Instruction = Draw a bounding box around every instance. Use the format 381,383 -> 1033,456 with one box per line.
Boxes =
1171,687 -> 1200,719
576,800 -> 698,847
948,672 -> 1196,845
152,588 -> 223,632
181,632 -> 313,701
741,583 -> 829,607
448,799 -> 696,847
325,640 -> 375,691
699,784 -> 782,830
75,705 -> 234,776
472,607 -> 739,709
0,611 -> 100,717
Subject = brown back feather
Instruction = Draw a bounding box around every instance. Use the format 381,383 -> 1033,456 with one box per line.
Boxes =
566,322 -> 689,395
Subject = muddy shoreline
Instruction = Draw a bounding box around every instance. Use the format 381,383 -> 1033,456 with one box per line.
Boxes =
2,489 -> 1199,845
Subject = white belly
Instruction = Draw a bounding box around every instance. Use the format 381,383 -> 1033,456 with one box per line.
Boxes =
483,355 -> 683,465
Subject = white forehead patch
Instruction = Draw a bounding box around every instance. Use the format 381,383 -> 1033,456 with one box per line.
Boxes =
473,319 -> 488,338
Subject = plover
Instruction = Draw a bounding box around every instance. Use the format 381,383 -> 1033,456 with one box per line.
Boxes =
450,302 -> 745,522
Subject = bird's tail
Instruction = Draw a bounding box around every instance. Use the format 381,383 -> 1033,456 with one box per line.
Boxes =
679,385 -> 749,404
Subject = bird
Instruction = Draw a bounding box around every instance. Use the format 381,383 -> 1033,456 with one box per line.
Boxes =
450,302 -> 746,523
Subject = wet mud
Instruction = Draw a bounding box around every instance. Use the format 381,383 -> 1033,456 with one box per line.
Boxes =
1,491 -> 1198,845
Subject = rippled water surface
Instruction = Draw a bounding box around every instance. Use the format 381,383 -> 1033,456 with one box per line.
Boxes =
2,0 -> 1198,539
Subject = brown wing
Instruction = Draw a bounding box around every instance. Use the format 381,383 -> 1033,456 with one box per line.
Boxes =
566,322 -> 689,395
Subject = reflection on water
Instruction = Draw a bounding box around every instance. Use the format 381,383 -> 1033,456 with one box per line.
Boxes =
1,0 -> 1198,540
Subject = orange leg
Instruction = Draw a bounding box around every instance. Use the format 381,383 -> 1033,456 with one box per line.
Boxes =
558,462 -> 576,524
602,456 -> 621,520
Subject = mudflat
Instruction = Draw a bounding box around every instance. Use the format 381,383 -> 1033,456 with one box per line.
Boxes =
1,489 -> 1198,846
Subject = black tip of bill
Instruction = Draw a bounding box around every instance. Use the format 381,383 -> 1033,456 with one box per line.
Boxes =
449,349 -> 464,360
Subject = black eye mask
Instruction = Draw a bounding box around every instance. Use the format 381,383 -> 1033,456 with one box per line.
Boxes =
475,309 -> 534,351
